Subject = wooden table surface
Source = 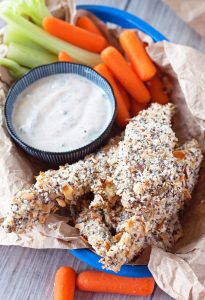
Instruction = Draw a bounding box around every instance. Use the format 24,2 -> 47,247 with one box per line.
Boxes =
0,1 -> 204,299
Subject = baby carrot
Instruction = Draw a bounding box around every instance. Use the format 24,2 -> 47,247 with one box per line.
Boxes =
146,74 -> 169,104
120,30 -> 157,81
58,51 -> 73,62
76,16 -> 103,37
116,81 -> 131,112
101,46 -> 150,104
130,99 -> 148,117
94,63 -> 130,127
43,16 -> 108,53
54,266 -> 76,300
77,271 -> 155,296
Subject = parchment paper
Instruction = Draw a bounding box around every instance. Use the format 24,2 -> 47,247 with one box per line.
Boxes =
0,4 -> 205,299
147,41 -> 205,299
46,0 -> 76,22
163,0 -> 205,37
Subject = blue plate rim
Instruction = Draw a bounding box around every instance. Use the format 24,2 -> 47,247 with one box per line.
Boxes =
77,4 -> 168,42
69,4 -> 167,278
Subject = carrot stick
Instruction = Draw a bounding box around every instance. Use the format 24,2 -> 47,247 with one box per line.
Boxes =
116,81 -> 131,112
130,99 -> 148,117
58,51 -> 73,62
43,16 -> 108,53
94,63 -> 130,127
146,74 -> 169,104
77,271 -> 155,296
101,46 -> 150,104
120,30 -> 157,81
54,266 -> 76,300
76,16 -> 103,37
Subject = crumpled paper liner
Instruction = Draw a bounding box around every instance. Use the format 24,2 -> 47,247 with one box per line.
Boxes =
148,161 -> 205,299
146,41 -> 205,299
0,214 -> 87,249
147,41 -> 205,149
163,0 -> 205,37
46,0 -> 76,22
0,4 -> 205,299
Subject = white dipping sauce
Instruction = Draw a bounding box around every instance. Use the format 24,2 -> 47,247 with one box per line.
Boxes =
12,74 -> 112,152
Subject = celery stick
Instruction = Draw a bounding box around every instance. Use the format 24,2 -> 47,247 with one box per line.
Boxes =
16,0 -> 51,27
0,0 -> 51,27
0,57 -> 29,78
4,25 -> 52,53
7,43 -> 57,69
1,13 -> 101,67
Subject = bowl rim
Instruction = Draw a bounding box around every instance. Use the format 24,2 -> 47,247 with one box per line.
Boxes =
4,61 -> 117,155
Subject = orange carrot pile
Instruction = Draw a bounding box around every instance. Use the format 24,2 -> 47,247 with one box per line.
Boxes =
120,30 -> 157,81
101,46 -> 150,104
58,51 -> 73,62
94,63 -> 130,127
146,74 -> 169,104
76,270 -> 155,296
43,16 -> 108,53
54,266 -> 76,300
76,16 -> 103,37
41,16 -> 168,121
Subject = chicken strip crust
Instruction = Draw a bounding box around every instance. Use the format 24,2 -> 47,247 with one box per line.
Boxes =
2,136 -> 121,232
101,105 -> 202,271
76,104 -> 202,272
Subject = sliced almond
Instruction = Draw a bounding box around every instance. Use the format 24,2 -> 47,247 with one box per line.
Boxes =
125,218 -> 134,233
21,192 -> 35,201
56,198 -> 66,207
173,150 -> 185,160
114,232 -> 123,242
104,241 -> 110,251
62,185 -> 73,200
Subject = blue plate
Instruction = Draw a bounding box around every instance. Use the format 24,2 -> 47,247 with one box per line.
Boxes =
70,4 -> 168,278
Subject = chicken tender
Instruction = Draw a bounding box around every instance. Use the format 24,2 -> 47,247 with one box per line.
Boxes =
2,136 -> 121,232
76,104 -> 202,272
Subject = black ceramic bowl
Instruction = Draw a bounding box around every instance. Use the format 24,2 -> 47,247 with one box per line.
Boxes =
4,62 -> 117,165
